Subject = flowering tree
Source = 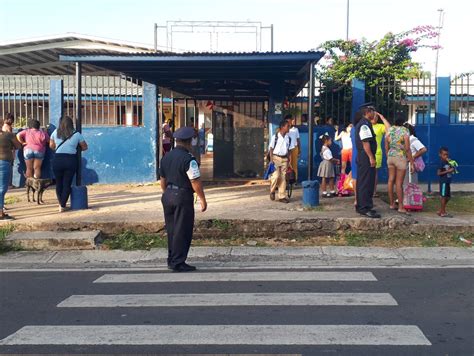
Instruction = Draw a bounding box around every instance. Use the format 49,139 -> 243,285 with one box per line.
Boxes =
315,26 -> 440,122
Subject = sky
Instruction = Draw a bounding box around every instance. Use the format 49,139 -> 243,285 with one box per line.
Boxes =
1,0 -> 472,76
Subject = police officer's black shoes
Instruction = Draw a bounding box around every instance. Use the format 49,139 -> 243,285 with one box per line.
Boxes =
172,263 -> 197,272
359,210 -> 381,219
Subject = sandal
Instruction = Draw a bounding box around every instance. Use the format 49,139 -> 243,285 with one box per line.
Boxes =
438,212 -> 453,218
373,193 -> 380,198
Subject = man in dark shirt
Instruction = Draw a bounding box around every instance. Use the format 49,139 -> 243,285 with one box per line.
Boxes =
354,103 -> 380,218
437,146 -> 455,218
159,127 -> 207,272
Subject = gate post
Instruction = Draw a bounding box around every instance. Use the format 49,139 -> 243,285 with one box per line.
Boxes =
143,82 -> 158,179
351,78 -> 365,121
435,76 -> 450,126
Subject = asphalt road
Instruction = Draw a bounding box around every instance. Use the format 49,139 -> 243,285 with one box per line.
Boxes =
0,268 -> 472,355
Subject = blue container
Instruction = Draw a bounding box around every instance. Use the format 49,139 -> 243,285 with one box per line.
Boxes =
302,180 -> 320,207
71,185 -> 88,210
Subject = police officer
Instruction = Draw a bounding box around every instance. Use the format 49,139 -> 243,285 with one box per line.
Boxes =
159,126 -> 207,272
354,103 -> 381,218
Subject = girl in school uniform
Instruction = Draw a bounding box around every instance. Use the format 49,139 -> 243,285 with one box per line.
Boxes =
318,133 -> 340,198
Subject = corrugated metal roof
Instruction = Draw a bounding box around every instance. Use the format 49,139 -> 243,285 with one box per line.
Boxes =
61,50 -> 322,57
59,50 -> 324,100
0,33 -> 156,76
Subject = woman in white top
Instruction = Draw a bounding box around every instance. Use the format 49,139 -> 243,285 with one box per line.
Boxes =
403,123 -> 427,185
335,124 -> 353,174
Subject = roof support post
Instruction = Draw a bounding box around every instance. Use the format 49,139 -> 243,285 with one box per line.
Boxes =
307,62 -> 315,180
268,79 -> 285,138
143,82 -> 158,179
159,92 -> 164,166
75,62 -> 82,186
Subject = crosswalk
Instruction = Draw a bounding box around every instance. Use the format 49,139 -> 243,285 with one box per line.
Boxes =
0,270 -> 432,349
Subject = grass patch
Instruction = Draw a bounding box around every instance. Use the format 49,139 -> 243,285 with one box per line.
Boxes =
210,219 -> 231,231
5,196 -> 20,205
103,229 -> 473,250
379,192 -> 474,214
104,231 -> 167,250
343,231 -> 472,248
0,225 -> 18,254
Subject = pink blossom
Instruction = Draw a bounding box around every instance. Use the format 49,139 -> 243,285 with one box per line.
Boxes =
400,38 -> 416,48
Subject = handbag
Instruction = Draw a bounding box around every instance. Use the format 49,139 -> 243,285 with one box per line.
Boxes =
286,167 -> 296,184
264,162 -> 275,180
414,156 -> 425,172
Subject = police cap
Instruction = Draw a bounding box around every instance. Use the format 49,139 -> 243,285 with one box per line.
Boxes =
359,102 -> 376,110
173,127 -> 195,140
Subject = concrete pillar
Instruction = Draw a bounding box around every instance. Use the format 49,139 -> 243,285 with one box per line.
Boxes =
143,82 -> 158,179
268,79 -> 285,137
351,78 -> 365,122
435,76 -> 450,126
49,79 -> 63,128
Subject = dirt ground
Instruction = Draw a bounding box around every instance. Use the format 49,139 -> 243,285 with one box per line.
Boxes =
2,181 -> 473,235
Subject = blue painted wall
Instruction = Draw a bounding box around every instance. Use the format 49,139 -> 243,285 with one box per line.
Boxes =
80,81 -> 158,184
79,126 -> 156,184
416,125 -> 474,183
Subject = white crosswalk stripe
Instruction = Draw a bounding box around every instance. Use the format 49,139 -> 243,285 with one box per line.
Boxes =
0,269 -> 432,348
0,325 -> 431,346
57,292 -> 398,307
93,271 -> 378,283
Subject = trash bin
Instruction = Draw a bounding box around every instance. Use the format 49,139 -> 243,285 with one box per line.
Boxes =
302,180 -> 319,207
71,185 -> 88,210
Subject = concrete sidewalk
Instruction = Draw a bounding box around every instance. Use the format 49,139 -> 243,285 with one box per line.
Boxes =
0,246 -> 472,269
2,182 -> 474,237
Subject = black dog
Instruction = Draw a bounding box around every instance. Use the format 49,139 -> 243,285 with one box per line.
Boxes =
26,178 -> 53,204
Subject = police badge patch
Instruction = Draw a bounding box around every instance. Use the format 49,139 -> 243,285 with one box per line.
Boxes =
359,125 -> 373,140
186,160 -> 201,180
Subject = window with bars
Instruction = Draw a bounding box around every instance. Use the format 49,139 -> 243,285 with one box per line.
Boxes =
0,75 -> 144,128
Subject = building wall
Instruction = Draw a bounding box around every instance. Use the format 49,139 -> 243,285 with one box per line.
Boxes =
13,80 -> 157,187
80,126 -> 156,184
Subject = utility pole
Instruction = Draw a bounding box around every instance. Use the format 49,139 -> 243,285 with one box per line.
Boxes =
154,23 -> 158,52
434,9 -> 444,81
428,8 -> 445,194
346,0 -> 350,40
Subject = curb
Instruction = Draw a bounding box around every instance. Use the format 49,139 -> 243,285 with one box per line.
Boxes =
8,216 -> 474,238
0,247 -> 472,269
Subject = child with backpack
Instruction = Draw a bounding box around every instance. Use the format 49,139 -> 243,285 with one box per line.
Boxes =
437,147 -> 456,218
318,133 -> 340,198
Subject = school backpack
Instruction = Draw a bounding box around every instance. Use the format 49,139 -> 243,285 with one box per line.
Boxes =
266,132 -> 292,161
403,173 -> 424,211
337,173 -> 353,197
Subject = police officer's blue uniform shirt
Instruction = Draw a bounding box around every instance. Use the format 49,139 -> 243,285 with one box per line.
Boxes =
159,147 -> 200,190
355,118 -> 377,157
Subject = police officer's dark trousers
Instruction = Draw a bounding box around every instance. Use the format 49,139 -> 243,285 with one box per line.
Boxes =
356,154 -> 376,213
161,188 -> 194,268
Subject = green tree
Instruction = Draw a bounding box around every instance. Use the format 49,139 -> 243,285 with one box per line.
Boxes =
315,26 -> 439,123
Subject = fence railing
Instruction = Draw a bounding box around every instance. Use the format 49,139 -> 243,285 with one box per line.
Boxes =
451,74 -> 473,124
290,75 -> 474,127
0,75 -> 143,128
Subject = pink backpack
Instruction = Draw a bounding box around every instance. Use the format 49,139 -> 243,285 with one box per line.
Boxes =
337,173 -> 352,196
403,173 -> 424,211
